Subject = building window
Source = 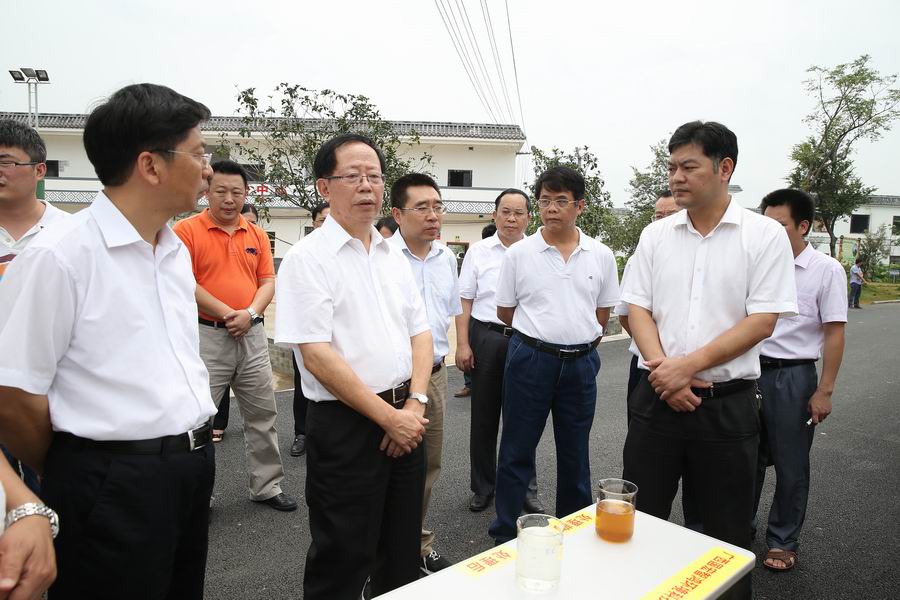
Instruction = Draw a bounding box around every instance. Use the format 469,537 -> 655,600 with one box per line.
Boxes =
849,214 -> 869,234
890,255 -> 900,265
447,170 -> 472,187
44,160 -> 60,178
266,231 -> 276,256
893,215 -> 900,237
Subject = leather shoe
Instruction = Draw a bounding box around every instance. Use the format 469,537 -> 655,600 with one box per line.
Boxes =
255,492 -> 298,512
454,386 -> 472,398
290,434 -> 306,456
469,493 -> 493,512
523,496 -> 545,514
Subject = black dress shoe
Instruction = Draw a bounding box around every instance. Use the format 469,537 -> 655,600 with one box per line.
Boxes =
255,492 -> 298,512
290,434 -> 306,457
523,496 -> 546,514
469,493 -> 493,512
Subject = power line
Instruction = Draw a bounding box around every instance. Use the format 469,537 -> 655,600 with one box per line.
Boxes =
504,0 -> 526,131
439,0 -> 499,123
480,0 -> 516,124
455,0 -> 510,123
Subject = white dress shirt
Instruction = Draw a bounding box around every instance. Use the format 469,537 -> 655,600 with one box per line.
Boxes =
388,233 -> 462,363
761,244 -> 848,360
274,215 -> 430,401
0,192 -> 216,440
496,227 -> 620,345
621,198 -> 798,382
458,233 -> 519,325
0,200 -> 69,281
615,256 -> 643,362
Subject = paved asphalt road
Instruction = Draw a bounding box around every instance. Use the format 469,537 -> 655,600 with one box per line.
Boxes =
205,303 -> 900,599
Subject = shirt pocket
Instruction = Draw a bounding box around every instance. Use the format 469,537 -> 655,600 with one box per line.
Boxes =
797,292 -> 819,320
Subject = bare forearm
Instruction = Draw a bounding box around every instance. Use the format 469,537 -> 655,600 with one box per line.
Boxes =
818,323 -> 845,394
408,331 -> 433,396
686,313 -> 778,374
456,299 -> 473,347
596,307 -> 610,332
250,279 -> 275,313
619,314 -> 631,337
0,387 -> 52,472
497,306 -> 515,326
628,305 -> 665,362
195,285 -> 233,320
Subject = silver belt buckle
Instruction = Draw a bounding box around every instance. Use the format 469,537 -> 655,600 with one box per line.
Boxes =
503,326 -> 514,337
188,425 -> 206,451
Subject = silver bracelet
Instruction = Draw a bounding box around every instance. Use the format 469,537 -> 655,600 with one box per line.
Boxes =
5,502 -> 59,539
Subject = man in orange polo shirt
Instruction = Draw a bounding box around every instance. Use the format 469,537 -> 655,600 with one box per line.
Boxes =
174,160 -> 296,511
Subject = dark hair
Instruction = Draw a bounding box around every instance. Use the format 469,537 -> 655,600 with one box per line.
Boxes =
658,189 -> 673,198
376,215 -> 399,234
494,187 -> 530,211
240,203 -> 259,219
390,173 -> 441,209
481,223 -> 497,238
759,188 -> 815,235
83,84 -> 210,186
311,201 -> 330,222
668,121 -> 738,180
534,166 -> 585,201
212,159 -> 249,187
0,119 -> 46,162
313,133 -> 386,179
855,256 -> 863,265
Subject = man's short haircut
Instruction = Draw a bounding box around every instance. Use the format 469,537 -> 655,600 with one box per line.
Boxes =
311,201 -> 330,222
658,189 -> 673,198
494,187 -> 531,211
760,188 -> 815,234
534,166 -> 586,201
241,204 -> 259,220
855,256 -> 863,265
481,223 -> 497,238
0,119 -> 46,162
376,215 -> 399,234
83,83 -> 211,186
390,173 -> 441,209
212,160 -> 249,187
313,133 -> 386,179
668,121 -> 739,180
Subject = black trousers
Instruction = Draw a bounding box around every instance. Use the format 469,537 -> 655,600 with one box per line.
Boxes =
469,320 -> 538,500
625,353 -> 642,424
292,354 -> 309,436
43,433 -> 215,600
623,377 -> 759,600
304,400 -> 425,600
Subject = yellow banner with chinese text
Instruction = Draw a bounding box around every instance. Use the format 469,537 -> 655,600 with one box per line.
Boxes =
640,547 -> 754,599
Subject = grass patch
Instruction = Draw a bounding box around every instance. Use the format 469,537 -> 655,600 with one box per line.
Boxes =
861,282 -> 900,304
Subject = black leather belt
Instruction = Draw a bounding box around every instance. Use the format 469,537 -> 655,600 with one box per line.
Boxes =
377,380 -> 411,406
198,316 -> 264,328
760,356 -> 816,371
55,421 -> 212,454
690,378 -> 756,399
515,331 -> 601,360
475,319 -> 514,338
432,362 -> 443,374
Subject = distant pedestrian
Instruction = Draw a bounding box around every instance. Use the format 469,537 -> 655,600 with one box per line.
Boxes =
849,256 -> 866,308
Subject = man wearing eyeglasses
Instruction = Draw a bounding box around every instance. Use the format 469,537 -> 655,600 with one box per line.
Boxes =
488,167 -> 620,544
387,173 -> 461,575
174,160 -> 296,512
275,134 -> 432,599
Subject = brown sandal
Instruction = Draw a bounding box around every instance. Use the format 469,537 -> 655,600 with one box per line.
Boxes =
212,430 -> 225,443
763,548 -> 797,571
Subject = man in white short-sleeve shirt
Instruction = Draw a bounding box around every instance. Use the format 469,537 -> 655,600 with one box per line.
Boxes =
752,189 -> 848,572
487,166 -> 620,544
621,121 -> 797,600
274,134 -> 433,600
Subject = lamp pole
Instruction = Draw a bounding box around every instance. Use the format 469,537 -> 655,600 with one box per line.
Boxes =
8,68 -> 50,129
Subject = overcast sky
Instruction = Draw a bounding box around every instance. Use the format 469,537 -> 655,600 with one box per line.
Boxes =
4,0 -> 899,208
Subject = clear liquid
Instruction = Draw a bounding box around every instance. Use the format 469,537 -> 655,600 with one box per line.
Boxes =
516,525 -> 562,592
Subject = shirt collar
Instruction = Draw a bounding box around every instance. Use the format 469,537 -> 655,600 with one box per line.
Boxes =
389,230 -> 444,261
673,196 -> 743,230
534,227 -> 592,252
198,208 -> 248,231
90,192 -> 182,255
319,214 -> 388,256
795,243 -> 815,269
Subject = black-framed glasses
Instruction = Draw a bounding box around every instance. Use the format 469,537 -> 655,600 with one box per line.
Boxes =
324,173 -> 386,186
0,160 -> 42,171
398,204 -> 447,216
537,198 -> 578,209
152,149 -> 213,166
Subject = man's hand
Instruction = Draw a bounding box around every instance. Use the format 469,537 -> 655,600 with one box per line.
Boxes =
808,389 -> 833,425
223,309 -> 252,338
379,409 -> 428,458
646,356 -> 700,399
662,385 -> 705,412
0,515 -> 56,600
455,343 -> 475,373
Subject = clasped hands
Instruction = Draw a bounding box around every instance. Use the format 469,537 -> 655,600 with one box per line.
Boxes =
645,355 -> 711,412
379,402 -> 429,459
221,309 -> 253,338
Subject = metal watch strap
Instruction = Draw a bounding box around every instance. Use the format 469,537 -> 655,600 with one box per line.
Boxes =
409,392 -> 429,405
5,502 -> 60,538
246,307 -> 259,320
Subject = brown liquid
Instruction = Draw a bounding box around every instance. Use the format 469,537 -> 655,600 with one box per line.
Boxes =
596,499 -> 635,542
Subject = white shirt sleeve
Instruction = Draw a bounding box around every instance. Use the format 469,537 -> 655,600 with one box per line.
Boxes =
274,248 -> 333,345
614,258 -> 633,316
458,245 -> 478,300
620,228 -> 654,311
399,254 -> 431,338
0,248 -> 77,394
819,260 -> 849,323
494,248 -> 518,308
447,251 -> 463,317
746,225 -> 798,317
595,245 -> 621,308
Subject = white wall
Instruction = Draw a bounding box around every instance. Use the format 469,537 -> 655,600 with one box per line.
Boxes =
817,204 -> 900,263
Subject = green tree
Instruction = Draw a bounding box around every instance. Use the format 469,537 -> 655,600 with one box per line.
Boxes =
222,84 -> 433,212
855,224 -> 893,280
528,145 -> 613,237
611,139 -> 671,256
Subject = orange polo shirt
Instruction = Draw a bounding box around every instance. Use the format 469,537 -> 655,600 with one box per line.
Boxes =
173,209 -> 275,321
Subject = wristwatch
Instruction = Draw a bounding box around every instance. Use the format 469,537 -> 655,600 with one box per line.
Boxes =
5,503 -> 60,538
246,307 -> 259,320
409,392 -> 429,405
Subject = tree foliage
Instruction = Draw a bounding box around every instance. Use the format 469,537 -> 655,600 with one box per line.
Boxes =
856,224 -> 893,279
222,84 -> 433,212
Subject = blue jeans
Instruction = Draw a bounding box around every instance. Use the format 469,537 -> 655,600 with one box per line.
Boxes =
488,334 -> 600,543
849,282 -> 862,307
2,444 -> 40,495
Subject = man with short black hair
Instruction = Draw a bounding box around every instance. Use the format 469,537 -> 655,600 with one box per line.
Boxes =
376,214 -> 398,238
174,160 -> 296,512
849,256 -> 866,308
488,168 -> 620,543
0,83 -> 218,599
622,121 -> 797,599
311,201 -> 330,229
753,188 -> 847,571
276,133 -> 432,599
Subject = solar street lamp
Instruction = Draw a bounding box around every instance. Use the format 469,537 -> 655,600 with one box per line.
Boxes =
8,67 -> 50,128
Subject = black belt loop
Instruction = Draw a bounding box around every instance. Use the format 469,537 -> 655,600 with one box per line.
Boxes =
514,331 -> 601,360
759,356 -> 817,371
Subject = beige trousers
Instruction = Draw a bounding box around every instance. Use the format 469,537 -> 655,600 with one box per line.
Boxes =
199,323 -> 285,501
421,365 -> 447,556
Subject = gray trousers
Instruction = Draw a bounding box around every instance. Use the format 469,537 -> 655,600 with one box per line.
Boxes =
199,323 -> 285,501
753,363 -> 818,552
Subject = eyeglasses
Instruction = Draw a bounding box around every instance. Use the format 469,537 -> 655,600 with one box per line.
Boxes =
0,160 -> 42,171
324,173 -> 386,186
537,198 -> 579,209
498,208 -> 527,218
153,149 -> 213,166
398,204 -> 447,216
